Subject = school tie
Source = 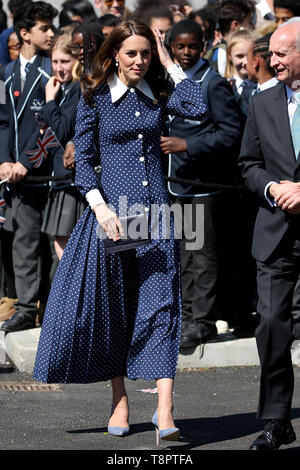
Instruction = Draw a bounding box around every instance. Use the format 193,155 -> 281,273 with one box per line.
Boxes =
24,62 -> 32,76
239,81 -> 247,95
252,86 -> 260,96
291,92 -> 300,160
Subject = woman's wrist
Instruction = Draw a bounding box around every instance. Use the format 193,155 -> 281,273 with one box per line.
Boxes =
167,63 -> 187,85
85,188 -> 105,209
164,60 -> 175,70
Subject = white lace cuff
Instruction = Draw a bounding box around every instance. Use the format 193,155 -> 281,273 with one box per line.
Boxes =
85,188 -> 105,209
167,63 -> 186,85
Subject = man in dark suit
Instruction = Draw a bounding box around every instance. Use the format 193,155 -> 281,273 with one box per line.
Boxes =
238,20 -> 300,450
161,19 -> 242,347
0,2 -> 57,332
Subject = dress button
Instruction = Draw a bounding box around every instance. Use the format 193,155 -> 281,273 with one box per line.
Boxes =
135,111 -> 140,117
138,133 -> 143,139
142,181 -> 148,186
152,98 -> 158,104
130,88 -> 135,93
139,156 -> 145,162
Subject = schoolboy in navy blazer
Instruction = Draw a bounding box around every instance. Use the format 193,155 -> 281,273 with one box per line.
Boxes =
0,2 -> 58,333
0,53 -> 53,181
161,20 -> 243,347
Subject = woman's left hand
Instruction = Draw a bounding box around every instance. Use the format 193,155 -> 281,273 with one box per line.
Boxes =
152,27 -> 174,70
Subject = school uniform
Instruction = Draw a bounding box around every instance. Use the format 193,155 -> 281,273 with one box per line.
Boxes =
167,59 -> 243,342
40,80 -> 87,238
0,53 -> 53,331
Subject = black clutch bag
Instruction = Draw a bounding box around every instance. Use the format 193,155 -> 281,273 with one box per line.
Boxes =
100,213 -> 151,254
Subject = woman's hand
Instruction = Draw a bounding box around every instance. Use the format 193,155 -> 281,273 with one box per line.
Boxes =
45,76 -> 61,102
152,27 -> 174,70
94,204 -> 124,242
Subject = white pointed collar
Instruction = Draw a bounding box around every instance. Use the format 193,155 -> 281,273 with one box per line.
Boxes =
107,73 -> 155,102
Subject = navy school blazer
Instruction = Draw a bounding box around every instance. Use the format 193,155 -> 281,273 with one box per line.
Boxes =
167,60 -> 243,197
0,54 -> 53,184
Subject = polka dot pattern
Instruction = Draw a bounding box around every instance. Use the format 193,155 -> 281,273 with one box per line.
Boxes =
33,78 -> 207,384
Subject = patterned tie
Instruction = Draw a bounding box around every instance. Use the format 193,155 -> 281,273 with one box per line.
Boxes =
291,92 -> 300,160
25,62 -> 32,76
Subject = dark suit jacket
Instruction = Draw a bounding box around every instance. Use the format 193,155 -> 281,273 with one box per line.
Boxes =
0,54 -> 53,181
168,60 -> 243,196
238,81 -> 300,262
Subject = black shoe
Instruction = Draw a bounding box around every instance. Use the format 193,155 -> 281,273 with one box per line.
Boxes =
232,314 -> 259,338
0,312 -> 36,332
232,324 -> 256,338
180,321 -> 218,348
249,420 -> 296,450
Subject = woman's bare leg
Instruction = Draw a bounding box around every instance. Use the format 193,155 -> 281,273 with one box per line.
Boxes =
155,378 -> 176,429
109,376 -> 129,428
54,236 -> 69,260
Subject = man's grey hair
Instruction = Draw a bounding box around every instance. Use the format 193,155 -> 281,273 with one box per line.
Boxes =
278,17 -> 300,51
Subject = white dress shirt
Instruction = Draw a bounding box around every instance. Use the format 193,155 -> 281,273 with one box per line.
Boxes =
19,53 -> 37,81
257,76 -> 278,93
234,75 -> 244,95
256,0 -> 275,20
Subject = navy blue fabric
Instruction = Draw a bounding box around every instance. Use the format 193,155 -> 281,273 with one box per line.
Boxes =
41,81 -> 81,187
33,77 -> 207,383
168,61 -> 243,197
0,55 -> 53,183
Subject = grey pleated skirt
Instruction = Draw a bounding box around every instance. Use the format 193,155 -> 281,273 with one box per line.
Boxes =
42,186 -> 88,237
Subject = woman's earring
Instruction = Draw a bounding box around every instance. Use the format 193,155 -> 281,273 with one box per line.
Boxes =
115,59 -> 119,68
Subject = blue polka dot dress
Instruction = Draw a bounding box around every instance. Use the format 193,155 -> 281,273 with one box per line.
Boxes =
33,76 -> 207,383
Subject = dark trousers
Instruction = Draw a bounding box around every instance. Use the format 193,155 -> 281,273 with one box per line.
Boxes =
292,277 -> 300,321
174,192 -> 233,324
0,228 -> 16,298
255,227 -> 300,420
11,185 -> 52,321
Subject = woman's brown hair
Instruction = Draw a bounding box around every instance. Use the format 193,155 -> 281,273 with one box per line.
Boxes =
82,19 -> 167,103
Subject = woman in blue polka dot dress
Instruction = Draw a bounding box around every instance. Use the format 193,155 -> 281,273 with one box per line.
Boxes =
33,20 -> 207,441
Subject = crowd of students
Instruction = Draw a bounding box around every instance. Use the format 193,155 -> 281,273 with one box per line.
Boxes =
0,0 -> 299,345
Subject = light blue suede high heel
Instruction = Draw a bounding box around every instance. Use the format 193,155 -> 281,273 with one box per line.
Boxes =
108,406 -> 130,437
152,410 -> 180,446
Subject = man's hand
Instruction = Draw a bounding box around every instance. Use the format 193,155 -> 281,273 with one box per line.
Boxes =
0,162 -> 14,181
63,142 -> 75,170
10,162 -> 28,182
270,180 -> 300,214
160,136 -> 187,154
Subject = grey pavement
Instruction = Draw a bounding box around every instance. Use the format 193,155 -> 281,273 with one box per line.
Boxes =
1,324 -> 300,454
1,362 -> 300,453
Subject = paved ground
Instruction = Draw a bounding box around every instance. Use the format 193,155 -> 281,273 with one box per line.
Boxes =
1,363 -> 300,456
